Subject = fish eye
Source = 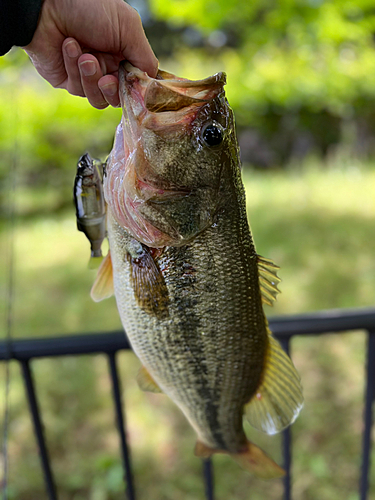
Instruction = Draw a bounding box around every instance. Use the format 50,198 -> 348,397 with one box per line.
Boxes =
201,122 -> 224,147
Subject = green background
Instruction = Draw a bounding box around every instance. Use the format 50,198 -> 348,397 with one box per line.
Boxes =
0,1 -> 374,498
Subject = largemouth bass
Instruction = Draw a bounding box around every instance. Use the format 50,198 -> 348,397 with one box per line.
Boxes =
91,62 -> 303,478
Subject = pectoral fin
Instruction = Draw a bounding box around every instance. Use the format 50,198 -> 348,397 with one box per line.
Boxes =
129,248 -> 169,319
245,332 -> 303,435
136,366 -> 162,393
90,251 -> 114,302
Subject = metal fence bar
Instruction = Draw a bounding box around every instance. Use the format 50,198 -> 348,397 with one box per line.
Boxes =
20,360 -> 58,500
107,352 -> 136,500
1,308 -> 375,363
282,428 -> 291,500
279,338 -> 292,500
270,308 -> 375,338
360,331 -> 375,500
202,459 -> 214,500
0,332 -> 130,361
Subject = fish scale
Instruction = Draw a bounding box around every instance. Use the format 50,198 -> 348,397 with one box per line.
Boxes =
107,185 -> 266,452
91,62 -> 303,478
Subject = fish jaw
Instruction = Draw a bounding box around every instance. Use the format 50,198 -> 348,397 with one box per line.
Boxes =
104,62 -> 228,247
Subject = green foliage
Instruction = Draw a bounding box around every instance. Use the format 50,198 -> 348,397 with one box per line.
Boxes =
149,0 -> 375,161
149,0 -> 375,116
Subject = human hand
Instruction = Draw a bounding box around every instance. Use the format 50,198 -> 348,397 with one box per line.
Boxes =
23,0 -> 158,109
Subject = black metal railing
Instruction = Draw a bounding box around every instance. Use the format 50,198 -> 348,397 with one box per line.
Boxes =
0,307 -> 374,500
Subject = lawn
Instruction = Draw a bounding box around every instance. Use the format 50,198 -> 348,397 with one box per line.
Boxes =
1,163 -> 374,499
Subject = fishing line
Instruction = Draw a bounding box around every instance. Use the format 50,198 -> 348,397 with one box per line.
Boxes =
1,71 -> 19,500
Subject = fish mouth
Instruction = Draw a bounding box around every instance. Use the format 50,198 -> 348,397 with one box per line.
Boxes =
119,61 -> 226,128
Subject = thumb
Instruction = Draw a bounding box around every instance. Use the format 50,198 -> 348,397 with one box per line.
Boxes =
117,4 -> 158,77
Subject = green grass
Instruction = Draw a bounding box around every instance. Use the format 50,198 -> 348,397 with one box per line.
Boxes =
1,163 -> 375,499
243,163 -> 375,314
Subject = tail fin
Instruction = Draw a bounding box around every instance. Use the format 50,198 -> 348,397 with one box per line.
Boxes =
195,440 -> 285,480
232,441 -> 285,479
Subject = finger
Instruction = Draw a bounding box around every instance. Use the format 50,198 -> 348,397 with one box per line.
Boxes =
119,5 -> 159,77
62,38 -> 85,96
98,75 -> 120,107
95,52 -> 121,77
78,54 -> 108,109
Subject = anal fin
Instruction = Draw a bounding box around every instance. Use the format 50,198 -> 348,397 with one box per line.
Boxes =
136,366 -> 162,393
90,251 -> 114,302
246,332 -> 303,435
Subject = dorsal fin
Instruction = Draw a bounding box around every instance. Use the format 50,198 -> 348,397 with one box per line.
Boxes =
90,251 -> 114,302
257,255 -> 281,306
245,330 -> 303,435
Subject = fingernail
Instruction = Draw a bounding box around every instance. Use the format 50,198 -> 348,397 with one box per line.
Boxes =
100,82 -> 117,96
79,60 -> 96,77
65,40 -> 79,58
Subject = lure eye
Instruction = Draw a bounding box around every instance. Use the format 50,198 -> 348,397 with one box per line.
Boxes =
201,122 -> 224,147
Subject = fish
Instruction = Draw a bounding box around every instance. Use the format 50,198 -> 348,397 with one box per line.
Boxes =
74,153 -> 106,269
91,62 -> 303,478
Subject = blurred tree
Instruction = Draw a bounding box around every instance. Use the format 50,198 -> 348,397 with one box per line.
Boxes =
149,0 -> 375,165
